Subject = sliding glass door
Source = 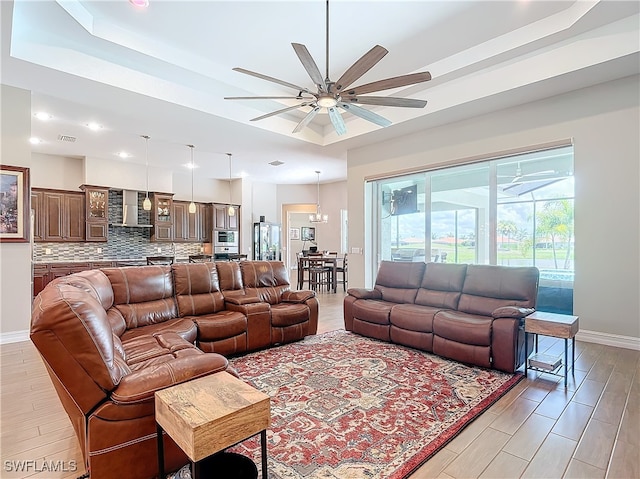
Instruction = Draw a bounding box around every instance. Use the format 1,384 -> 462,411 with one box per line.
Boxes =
368,145 -> 574,313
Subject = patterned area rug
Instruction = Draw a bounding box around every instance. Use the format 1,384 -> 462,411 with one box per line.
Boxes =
214,330 -> 523,479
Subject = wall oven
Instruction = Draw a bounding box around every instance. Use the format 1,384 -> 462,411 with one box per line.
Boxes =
215,230 -> 238,247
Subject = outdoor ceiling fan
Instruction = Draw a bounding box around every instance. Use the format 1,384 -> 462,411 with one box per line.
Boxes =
224,0 -> 432,136
502,162 -> 557,183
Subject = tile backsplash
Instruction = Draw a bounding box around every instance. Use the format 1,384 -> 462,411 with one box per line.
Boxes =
33,234 -> 204,262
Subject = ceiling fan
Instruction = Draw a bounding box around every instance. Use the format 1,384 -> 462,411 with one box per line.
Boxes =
500,162 -> 557,183
224,0 -> 432,136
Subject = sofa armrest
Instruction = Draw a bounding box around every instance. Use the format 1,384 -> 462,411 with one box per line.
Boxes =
225,296 -> 261,306
282,290 -> 316,303
110,354 -> 228,404
347,288 -> 382,300
492,306 -> 535,319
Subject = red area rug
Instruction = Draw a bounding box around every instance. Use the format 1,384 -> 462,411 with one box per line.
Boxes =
222,330 -> 523,479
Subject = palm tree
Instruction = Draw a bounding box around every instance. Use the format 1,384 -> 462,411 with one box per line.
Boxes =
497,220 -> 518,249
536,200 -> 574,269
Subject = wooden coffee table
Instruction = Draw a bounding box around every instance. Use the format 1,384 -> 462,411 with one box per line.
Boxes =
155,371 -> 270,478
524,311 -> 579,387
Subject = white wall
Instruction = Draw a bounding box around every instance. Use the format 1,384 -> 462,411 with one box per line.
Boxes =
30,153 -> 84,190
347,75 -> 640,341
0,85 -> 33,338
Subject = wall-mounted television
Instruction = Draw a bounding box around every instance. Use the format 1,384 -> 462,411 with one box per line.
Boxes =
391,185 -> 418,215
301,226 -> 315,241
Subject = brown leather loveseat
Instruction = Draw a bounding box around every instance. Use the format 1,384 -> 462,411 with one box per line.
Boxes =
30,260 -> 317,479
344,261 -> 539,373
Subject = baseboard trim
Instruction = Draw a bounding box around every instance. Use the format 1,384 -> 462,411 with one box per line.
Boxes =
576,329 -> 640,351
0,330 -> 30,345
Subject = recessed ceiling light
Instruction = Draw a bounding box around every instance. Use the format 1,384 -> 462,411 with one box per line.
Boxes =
29,137 -> 41,144
87,122 -> 102,131
117,151 -> 130,159
184,163 -> 197,169
129,0 -> 149,7
35,112 -> 52,121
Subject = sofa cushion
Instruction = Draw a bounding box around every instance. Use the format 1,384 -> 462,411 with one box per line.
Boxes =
121,332 -> 200,371
193,311 -> 247,341
103,266 -> 178,329
415,263 -> 467,309
374,261 -> 425,304
433,310 -> 493,346
457,264 -> 539,316
270,303 -> 309,327
172,263 -> 225,316
241,261 -> 291,305
390,303 -> 440,333
352,299 -> 396,325
119,317 -> 197,343
216,261 -> 245,293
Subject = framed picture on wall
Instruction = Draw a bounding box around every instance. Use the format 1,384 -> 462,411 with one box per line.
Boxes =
301,226 -> 315,241
289,227 -> 300,240
0,165 -> 30,243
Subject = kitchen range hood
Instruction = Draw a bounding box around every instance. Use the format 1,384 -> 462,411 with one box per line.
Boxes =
110,189 -> 153,228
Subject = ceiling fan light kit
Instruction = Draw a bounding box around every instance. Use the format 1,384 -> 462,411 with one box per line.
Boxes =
226,0 -> 431,136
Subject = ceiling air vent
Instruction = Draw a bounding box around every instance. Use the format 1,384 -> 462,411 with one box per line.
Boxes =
269,160 -> 284,166
57,134 -> 77,142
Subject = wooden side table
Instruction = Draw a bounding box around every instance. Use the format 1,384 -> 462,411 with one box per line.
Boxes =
155,371 -> 270,478
524,311 -> 579,387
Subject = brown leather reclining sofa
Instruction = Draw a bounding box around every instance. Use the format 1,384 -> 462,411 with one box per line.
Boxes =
30,260 -> 317,479
344,261 -> 539,373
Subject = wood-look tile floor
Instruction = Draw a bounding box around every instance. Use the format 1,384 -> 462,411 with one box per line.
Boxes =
1,291 -> 638,478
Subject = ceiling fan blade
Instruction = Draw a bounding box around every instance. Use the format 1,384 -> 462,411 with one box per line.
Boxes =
293,106 -> 321,133
337,102 -> 391,128
225,96 -> 313,100
334,45 -> 388,93
327,107 -> 347,136
251,102 -> 310,122
232,67 -> 313,95
346,72 -> 432,96
292,43 -> 326,92
342,96 -> 427,108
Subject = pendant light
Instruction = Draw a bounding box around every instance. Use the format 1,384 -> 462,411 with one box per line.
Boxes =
309,170 -> 328,223
227,153 -> 235,217
141,135 -> 152,211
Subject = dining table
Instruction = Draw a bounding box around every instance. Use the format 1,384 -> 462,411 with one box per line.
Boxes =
297,254 -> 344,293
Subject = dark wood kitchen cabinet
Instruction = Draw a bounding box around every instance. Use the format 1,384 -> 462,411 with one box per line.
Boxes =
174,201 -> 207,242
31,190 -> 44,242
200,203 -> 212,243
81,185 -> 109,242
151,193 -> 174,242
213,204 -> 239,231
33,188 -> 85,242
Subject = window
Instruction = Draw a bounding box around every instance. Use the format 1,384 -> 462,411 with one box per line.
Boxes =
369,145 -> 574,313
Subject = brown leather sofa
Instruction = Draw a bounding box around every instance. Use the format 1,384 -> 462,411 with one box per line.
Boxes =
30,260 -> 317,479
344,261 -> 539,373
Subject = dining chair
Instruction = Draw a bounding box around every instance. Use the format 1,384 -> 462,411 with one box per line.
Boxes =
146,255 -> 174,265
296,252 -> 309,289
306,253 -> 331,291
188,254 -> 213,263
335,253 -> 348,291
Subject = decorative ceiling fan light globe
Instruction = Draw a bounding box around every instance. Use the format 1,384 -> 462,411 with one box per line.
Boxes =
317,95 -> 338,108
188,202 -> 196,214
143,196 -> 152,211
228,205 -> 235,217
